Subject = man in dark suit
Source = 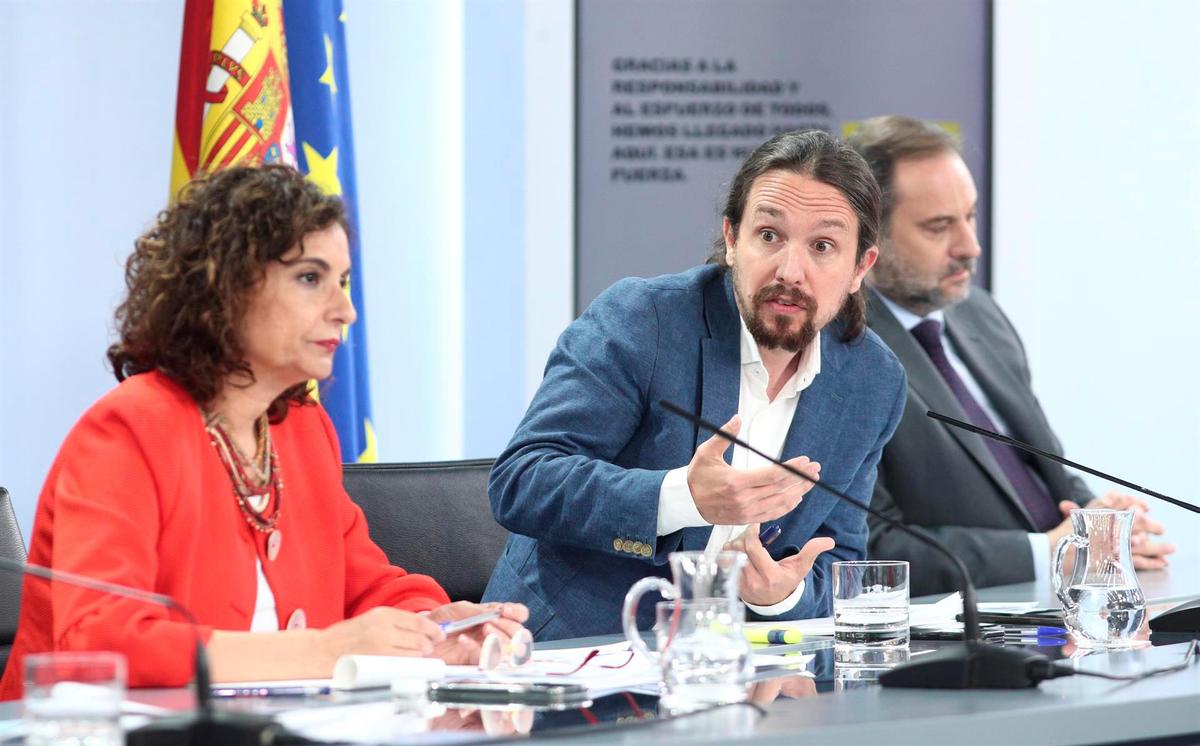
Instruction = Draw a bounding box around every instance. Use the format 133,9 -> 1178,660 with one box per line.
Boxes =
848,116 -> 1173,596
483,131 -> 907,639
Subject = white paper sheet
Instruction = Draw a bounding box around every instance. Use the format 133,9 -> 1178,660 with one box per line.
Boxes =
216,660 -> 477,693
489,641 -> 660,697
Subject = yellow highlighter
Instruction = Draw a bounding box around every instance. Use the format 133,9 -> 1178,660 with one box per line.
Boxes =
744,627 -> 803,645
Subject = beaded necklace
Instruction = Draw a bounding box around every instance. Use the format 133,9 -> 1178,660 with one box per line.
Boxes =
203,408 -> 285,560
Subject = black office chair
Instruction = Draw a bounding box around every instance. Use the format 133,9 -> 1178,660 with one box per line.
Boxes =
342,460 -> 506,604
0,488 -> 27,678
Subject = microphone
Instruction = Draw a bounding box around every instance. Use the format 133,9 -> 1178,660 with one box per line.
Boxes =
660,399 -> 1059,689
926,410 -> 1200,636
0,557 -> 310,745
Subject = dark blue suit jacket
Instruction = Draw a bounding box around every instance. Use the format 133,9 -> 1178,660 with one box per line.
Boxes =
482,265 -> 907,640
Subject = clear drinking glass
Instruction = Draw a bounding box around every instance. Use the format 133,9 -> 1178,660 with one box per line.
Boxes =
479,627 -> 534,672
832,560 -> 909,664
24,651 -> 126,746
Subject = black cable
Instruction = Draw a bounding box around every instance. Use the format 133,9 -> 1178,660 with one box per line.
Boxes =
1031,639 -> 1199,683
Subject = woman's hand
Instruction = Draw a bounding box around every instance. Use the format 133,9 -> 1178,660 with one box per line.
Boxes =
317,606 -> 446,665
425,601 -> 530,665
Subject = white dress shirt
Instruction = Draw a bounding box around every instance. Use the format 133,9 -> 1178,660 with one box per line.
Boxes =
876,293 -> 1050,587
657,320 -> 822,616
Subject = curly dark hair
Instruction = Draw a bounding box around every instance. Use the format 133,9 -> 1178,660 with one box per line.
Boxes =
107,164 -> 347,422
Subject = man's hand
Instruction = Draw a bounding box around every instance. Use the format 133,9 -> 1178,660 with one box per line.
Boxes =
1046,494 -> 1175,571
1045,501 -> 1077,555
688,415 -> 820,525
1091,491 -> 1175,570
724,522 -> 835,607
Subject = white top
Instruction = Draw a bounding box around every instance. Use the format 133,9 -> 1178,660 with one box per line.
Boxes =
876,292 -> 1050,587
250,559 -> 280,632
656,320 -> 822,616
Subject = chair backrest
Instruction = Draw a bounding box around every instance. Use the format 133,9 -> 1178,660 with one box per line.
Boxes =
0,487 -> 27,678
342,460 -> 505,604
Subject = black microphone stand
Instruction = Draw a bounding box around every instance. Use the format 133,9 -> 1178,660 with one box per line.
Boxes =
660,400 -> 1055,689
0,558 -> 308,745
926,410 -> 1200,636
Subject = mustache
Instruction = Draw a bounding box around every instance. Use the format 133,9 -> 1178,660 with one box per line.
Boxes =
753,284 -> 814,310
945,258 -> 977,278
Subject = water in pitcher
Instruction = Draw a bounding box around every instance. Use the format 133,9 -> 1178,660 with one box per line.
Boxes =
1052,509 -> 1147,648
1062,584 -> 1146,647
660,626 -> 750,709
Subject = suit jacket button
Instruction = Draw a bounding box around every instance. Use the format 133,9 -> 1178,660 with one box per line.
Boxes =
286,609 -> 307,630
631,541 -> 644,554
622,539 -> 634,553
612,538 -> 624,552
641,544 -> 653,558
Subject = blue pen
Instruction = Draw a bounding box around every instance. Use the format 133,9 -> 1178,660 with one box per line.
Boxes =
758,523 -> 782,547
211,685 -> 331,698
1004,637 -> 1067,647
1003,626 -> 1067,637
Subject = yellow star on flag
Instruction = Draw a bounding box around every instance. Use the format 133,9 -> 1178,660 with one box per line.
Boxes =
302,142 -> 342,196
358,419 -> 379,463
319,34 -> 337,95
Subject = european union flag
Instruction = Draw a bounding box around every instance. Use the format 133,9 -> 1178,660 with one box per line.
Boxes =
284,1 -> 376,462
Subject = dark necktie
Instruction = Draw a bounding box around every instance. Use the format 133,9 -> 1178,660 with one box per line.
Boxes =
910,319 -> 1061,531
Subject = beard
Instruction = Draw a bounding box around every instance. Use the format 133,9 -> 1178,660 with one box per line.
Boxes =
871,255 -> 976,315
733,268 -> 819,354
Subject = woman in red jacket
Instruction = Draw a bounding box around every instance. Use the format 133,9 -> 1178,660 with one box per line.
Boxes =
0,165 -> 526,697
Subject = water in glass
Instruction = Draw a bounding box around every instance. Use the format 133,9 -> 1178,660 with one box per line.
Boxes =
25,693 -> 122,746
24,650 -> 125,746
832,560 -> 910,660
833,591 -> 909,646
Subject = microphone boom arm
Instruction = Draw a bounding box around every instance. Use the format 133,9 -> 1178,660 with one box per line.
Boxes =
659,400 -> 984,642
926,410 -> 1198,514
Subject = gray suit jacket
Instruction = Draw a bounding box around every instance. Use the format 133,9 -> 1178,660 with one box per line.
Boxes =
865,286 -> 1093,596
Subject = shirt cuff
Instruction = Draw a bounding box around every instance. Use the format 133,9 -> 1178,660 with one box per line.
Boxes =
657,466 -> 710,536
1028,532 -> 1050,589
745,580 -> 806,617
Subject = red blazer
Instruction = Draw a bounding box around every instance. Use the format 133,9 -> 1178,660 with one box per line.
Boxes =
0,372 -> 449,698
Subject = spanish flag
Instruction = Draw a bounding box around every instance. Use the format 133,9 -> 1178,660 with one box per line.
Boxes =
170,0 -> 295,197
171,0 -> 377,463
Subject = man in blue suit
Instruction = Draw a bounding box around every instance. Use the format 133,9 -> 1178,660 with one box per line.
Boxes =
482,131 -> 908,640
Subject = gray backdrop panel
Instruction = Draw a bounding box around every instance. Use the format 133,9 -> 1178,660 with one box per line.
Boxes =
577,0 -> 990,312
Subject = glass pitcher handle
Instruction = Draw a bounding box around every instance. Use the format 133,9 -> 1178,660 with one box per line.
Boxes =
1052,534 -> 1086,610
622,577 -> 675,661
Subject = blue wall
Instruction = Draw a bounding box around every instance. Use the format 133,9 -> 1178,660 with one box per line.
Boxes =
463,1 -> 527,458
0,1 -> 184,536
